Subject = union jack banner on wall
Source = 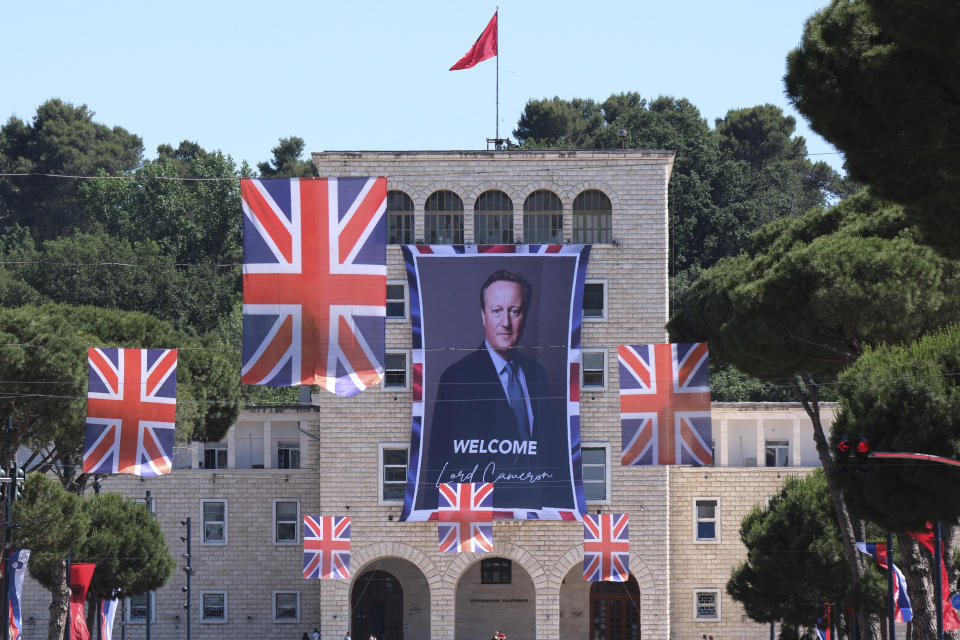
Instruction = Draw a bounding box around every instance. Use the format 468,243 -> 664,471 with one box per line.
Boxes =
241,177 -> 387,396
618,343 -> 712,466
303,515 -> 350,579
583,513 -> 629,582
438,482 -> 494,553
83,348 -> 177,476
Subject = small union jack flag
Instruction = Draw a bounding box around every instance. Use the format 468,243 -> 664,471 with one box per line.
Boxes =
241,177 -> 387,396
438,483 -> 494,553
583,513 -> 629,582
83,348 -> 177,476
303,516 -> 350,579
618,343 -> 712,466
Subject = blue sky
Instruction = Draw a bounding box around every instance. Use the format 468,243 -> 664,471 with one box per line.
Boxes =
5,1 -> 843,172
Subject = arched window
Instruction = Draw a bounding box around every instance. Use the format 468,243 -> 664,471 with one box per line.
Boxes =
523,190 -> 563,243
474,190 -> 513,244
573,189 -> 612,243
424,190 -> 464,244
386,190 -> 414,245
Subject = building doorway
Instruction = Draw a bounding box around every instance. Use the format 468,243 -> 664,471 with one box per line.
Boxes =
352,569 -> 404,640
589,575 -> 640,640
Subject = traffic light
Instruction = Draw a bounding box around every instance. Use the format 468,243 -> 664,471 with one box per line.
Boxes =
835,436 -> 852,477
0,467 -> 7,500
854,437 -> 870,476
11,464 -> 26,501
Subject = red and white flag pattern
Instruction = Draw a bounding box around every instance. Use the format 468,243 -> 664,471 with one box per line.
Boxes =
303,515 -> 351,580
83,348 -> 177,476
438,482 -> 494,553
583,513 -> 629,582
241,177 -> 386,396
619,343 -> 712,466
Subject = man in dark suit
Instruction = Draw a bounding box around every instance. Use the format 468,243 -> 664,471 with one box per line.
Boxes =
423,269 -> 571,511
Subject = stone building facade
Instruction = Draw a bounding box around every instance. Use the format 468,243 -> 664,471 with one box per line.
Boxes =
17,151 -> 831,640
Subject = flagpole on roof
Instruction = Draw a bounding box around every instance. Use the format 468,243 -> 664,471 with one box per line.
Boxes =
496,6 -> 499,144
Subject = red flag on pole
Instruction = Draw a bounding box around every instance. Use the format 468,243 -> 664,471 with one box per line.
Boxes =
908,529 -> 960,630
69,563 -> 97,640
449,11 -> 498,70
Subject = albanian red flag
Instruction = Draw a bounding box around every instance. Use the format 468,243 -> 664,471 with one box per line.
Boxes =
69,563 -> 97,640
450,11 -> 497,70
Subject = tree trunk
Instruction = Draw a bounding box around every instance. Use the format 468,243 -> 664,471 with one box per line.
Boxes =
48,559 -> 69,640
902,534 -> 939,640
794,376 -> 880,640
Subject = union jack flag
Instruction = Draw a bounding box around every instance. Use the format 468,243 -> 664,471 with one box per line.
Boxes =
583,513 -> 629,582
83,348 -> 177,476
241,177 -> 387,396
618,343 -> 712,466
438,482 -> 494,553
303,515 -> 350,579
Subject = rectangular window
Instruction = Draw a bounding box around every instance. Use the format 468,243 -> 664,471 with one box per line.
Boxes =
273,591 -> 300,623
695,499 -> 718,542
481,558 -> 512,584
126,592 -> 154,623
582,445 -> 608,502
583,282 -> 606,319
277,441 -> 301,469
386,282 -> 407,319
581,350 -> 606,388
203,445 -> 227,469
380,445 -> 409,503
201,591 -> 227,623
695,590 -> 720,620
383,353 -> 408,389
765,440 -> 790,467
387,213 -> 414,245
275,500 -> 299,543
202,500 -> 226,544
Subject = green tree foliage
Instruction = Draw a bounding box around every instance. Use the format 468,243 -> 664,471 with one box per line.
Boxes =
12,474 -> 88,569
669,189 -> 960,635
513,94 -> 849,276
12,475 -> 174,638
785,0 -> 960,255
0,99 -> 143,238
832,325 -> 960,530
728,471 -> 884,628
0,303 -> 239,477
78,492 -> 175,599
0,229 -> 235,335
257,136 -> 317,178
668,190 -> 960,380
79,142 -> 243,266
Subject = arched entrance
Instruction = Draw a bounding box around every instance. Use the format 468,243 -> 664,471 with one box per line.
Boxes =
589,575 -> 641,640
455,556 -> 536,640
352,570 -> 404,640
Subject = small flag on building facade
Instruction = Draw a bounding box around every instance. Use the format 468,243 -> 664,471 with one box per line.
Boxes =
618,343 -> 712,466
303,516 -> 351,579
583,513 -> 629,582
449,11 -> 498,70
83,348 -> 177,476
241,177 -> 387,396
438,482 -> 494,553
7,549 -> 30,640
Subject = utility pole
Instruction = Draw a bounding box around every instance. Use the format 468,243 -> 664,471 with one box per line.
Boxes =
181,518 -> 192,640
145,490 -> 153,640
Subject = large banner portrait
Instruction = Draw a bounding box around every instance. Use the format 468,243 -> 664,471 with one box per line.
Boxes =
400,245 -> 591,521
